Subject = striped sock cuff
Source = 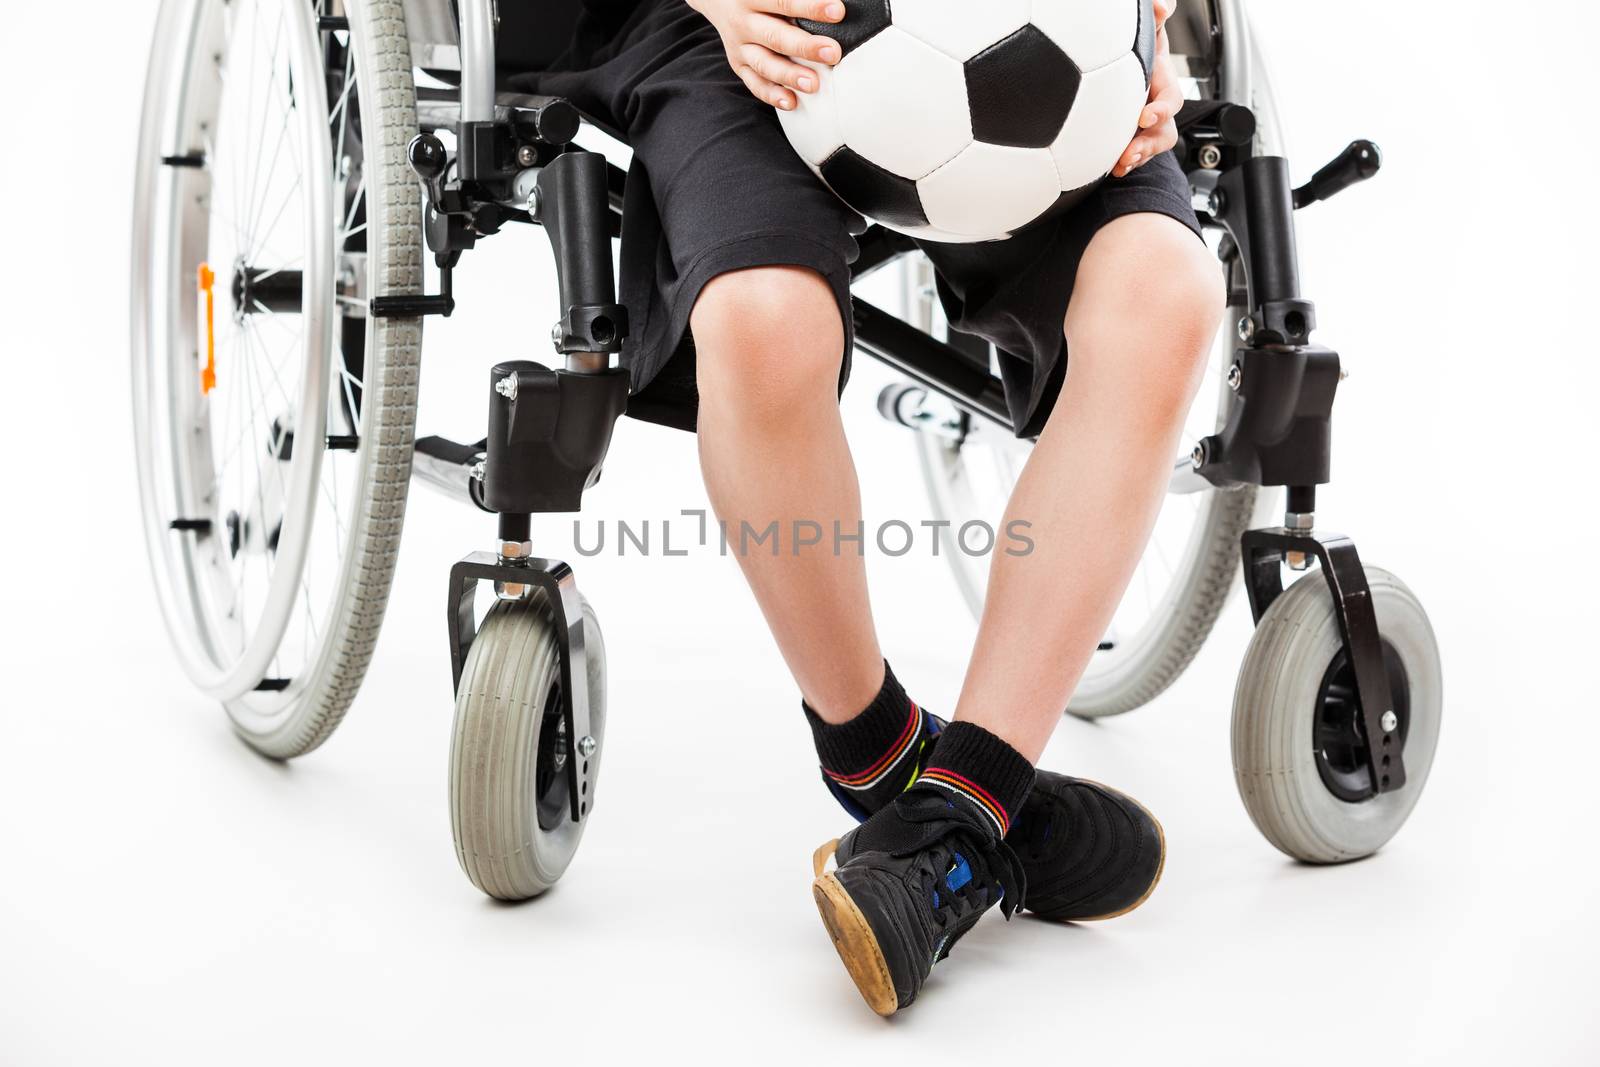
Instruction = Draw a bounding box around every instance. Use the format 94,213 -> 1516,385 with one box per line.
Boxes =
916,722 -> 1035,837
805,662 -> 923,793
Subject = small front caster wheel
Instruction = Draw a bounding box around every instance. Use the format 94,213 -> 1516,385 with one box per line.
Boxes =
449,592 -> 607,900
1232,566 -> 1441,863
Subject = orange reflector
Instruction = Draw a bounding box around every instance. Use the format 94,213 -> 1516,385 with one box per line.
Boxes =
197,263 -> 217,394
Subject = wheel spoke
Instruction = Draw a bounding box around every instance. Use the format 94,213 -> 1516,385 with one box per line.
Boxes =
341,184 -> 365,238
336,360 -> 363,425
247,175 -> 304,266
244,99 -> 297,250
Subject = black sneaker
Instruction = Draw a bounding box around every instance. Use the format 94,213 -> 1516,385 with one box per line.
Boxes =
822,712 -> 1165,923
810,786 -> 1026,1016
1014,771 -> 1166,922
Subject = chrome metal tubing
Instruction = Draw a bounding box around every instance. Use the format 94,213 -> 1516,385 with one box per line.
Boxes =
457,0 -> 496,124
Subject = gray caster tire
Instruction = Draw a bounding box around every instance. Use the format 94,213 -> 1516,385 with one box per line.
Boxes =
449,592 -> 607,900
1232,566 -> 1441,863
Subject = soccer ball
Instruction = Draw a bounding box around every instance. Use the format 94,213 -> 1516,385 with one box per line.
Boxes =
779,0 -> 1157,243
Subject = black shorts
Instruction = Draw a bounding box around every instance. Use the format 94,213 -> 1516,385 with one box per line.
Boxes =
513,0 -> 1201,435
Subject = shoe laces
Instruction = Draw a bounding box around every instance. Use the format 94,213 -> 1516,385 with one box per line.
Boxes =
889,791 -> 1028,925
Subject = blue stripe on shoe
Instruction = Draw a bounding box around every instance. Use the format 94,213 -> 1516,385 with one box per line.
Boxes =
945,853 -> 972,892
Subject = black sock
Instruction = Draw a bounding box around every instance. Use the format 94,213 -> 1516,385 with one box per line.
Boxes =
806,662 -> 940,820
912,721 -> 1035,840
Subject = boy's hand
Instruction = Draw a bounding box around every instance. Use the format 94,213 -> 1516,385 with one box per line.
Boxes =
689,0 -> 846,111
1114,0 -> 1184,177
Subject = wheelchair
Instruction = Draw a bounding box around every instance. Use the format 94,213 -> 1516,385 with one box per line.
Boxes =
130,0 -> 1443,900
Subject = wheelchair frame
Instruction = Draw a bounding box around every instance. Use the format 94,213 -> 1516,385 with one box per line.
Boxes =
361,0 -> 1404,824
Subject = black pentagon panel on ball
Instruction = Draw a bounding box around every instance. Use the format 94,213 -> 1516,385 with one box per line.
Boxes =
963,25 -> 1081,149
819,146 -> 929,229
1135,0 -> 1157,81
797,0 -> 893,60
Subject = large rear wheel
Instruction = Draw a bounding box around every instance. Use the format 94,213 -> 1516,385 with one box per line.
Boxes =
131,0 -> 422,757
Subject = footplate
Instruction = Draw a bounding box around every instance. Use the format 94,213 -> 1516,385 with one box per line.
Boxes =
1240,528 -> 1406,795
447,551 -> 596,822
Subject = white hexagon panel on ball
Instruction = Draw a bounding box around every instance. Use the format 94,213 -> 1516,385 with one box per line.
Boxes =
1049,51 -> 1148,191
832,26 -> 974,181
776,58 -> 844,167
1030,0 -> 1142,74
892,0 -> 1032,62
919,141 -> 1063,240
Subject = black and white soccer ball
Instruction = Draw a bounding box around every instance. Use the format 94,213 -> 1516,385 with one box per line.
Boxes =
779,0 -> 1157,243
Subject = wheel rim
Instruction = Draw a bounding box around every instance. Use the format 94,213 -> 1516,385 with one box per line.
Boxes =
133,0 -> 373,714
534,678 -> 572,832
1313,640 -> 1412,803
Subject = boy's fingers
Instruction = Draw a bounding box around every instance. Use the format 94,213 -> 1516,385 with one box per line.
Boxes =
1138,51 -> 1184,128
1114,121 -> 1178,175
1115,137 -> 1153,176
1139,84 -> 1183,128
774,0 -> 846,23
750,13 -> 841,64
736,64 -> 798,110
740,44 -> 818,93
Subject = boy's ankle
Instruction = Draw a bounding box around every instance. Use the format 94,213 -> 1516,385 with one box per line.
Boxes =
911,721 -> 1035,839
805,661 -> 939,818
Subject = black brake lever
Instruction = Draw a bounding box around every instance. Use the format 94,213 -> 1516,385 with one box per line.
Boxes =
1292,140 -> 1382,209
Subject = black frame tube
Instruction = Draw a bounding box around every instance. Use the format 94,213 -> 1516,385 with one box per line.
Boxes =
851,299 -> 1013,432
1242,157 -> 1302,306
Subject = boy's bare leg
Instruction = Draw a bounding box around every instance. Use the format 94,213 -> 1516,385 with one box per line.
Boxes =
951,214 -> 1225,762
692,266 -> 883,724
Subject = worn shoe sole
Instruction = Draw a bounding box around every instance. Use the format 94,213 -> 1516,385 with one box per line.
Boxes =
1044,779 -> 1168,923
811,840 -> 898,1017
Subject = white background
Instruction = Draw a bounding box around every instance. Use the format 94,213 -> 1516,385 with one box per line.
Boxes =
2,1 -> 1597,1062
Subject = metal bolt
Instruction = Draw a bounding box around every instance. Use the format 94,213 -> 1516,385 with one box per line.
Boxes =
1198,143 -> 1223,169
469,458 -> 486,482
551,321 -> 565,350
577,735 -> 597,758
494,579 -> 531,602
1380,710 -> 1398,733
495,374 -> 518,401
1339,367 -> 1350,381
1190,189 -> 1223,217
1191,443 -> 1206,471
516,144 -> 538,168
1226,363 -> 1243,391
1237,316 -> 1256,344
512,168 -> 543,213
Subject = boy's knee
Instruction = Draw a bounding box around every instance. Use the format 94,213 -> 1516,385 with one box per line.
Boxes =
1065,215 -> 1224,415
692,266 -> 845,418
